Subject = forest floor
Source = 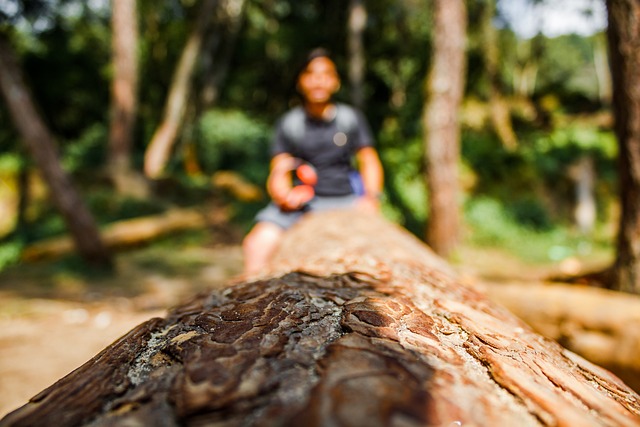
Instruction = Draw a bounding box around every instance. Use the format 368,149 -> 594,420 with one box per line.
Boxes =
0,227 -> 615,418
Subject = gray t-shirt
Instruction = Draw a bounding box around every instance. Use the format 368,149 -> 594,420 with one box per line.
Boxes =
271,104 -> 374,196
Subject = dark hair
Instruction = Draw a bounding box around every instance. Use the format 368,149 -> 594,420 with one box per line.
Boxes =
296,47 -> 334,78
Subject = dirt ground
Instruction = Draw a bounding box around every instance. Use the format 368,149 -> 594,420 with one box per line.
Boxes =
0,235 -> 615,418
0,240 -> 245,418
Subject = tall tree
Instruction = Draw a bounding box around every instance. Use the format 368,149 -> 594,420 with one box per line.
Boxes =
606,0 -> 640,294
480,0 -> 517,150
347,0 -> 366,109
423,0 -> 467,257
200,0 -> 247,109
144,0 -> 218,179
109,0 -> 148,197
0,33 -> 111,267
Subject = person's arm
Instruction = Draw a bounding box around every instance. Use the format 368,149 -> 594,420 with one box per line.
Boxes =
267,153 -> 311,211
356,146 -> 384,212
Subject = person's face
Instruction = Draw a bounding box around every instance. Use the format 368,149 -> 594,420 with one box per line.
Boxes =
297,57 -> 340,103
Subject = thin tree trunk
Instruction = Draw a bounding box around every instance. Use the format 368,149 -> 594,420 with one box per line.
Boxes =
423,0 -> 467,257
513,39 -> 539,98
109,0 -> 148,197
0,33 -> 111,267
347,0 -> 366,109
16,160 -> 29,236
144,0 -> 218,179
606,0 -> 640,294
2,211 -> 639,426
593,33 -> 612,106
481,0 -> 517,150
569,155 -> 596,235
200,0 -> 246,109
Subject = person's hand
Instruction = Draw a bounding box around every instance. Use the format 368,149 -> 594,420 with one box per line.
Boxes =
280,185 -> 315,211
269,158 -> 317,211
356,194 -> 381,214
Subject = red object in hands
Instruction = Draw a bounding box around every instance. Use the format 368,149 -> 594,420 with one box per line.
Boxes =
296,164 -> 318,186
287,184 -> 315,207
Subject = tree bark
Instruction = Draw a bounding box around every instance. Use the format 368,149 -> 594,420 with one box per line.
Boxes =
606,0 -> 640,294
144,0 -> 218,179
423,0 -> 467,257
108,0 -> 149,197
2,210 -> 639,426
347,0 -> 366,109
482,280 -> 640,394
0,33 -> 112,267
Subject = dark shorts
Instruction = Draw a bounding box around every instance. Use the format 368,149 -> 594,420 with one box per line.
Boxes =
255,194 -> 359,230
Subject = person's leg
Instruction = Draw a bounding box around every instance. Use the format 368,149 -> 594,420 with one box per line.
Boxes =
242,221 -> 285,274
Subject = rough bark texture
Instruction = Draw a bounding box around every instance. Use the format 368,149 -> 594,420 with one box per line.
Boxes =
482,281 -> 640,394
423,0 -> 467,258
0,34 -> 112,267
2,211 -> 639,426
606,0 -> 640,294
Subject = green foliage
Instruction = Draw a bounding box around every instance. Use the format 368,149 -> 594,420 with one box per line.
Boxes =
86,191 -> 166,224
462,123 -> 617,228
0,153 -> 24,174
62,123 -> 107,173
21,17 -> 110,140
0,0 -> 623,274
464,196 -> 607,263
380,134 -> 427,220
195,109 -> 271,183
0,240 -> 24,270
507,197 -> 552,230
537,34 -> 601,102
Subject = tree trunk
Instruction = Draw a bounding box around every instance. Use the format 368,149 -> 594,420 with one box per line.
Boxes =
593,33 -> 612,106
200,0 -> 246,109
423,0 -> 467,257
606,0 -> 640,294
347,0 -> 366,109
2,210 -> 639,426
108,0 -> 149,197
569,155 -> 596,235
0,33 -> 112,268
480,0 -> 517,150
144,0 -> 218,179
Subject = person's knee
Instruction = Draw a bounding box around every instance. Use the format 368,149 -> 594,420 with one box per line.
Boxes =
242,223 -> 284,267
242,229 -> 262,257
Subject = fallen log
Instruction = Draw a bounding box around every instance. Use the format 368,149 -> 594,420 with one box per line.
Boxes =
2,210 -> 639,426
21,208 -> 209,261
482,280 -> 640,393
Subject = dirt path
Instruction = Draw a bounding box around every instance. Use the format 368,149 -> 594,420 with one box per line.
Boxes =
0,243 -> 244,417
0,298 -> 164,416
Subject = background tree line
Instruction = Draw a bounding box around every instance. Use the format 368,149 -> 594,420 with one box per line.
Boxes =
1,0 -> 639,293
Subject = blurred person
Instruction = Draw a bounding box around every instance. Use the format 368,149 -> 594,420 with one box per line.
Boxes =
242,48 -> 383,274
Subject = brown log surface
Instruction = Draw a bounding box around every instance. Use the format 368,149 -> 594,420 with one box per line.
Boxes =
483,281 -> 640,393
2,211 -> 639,426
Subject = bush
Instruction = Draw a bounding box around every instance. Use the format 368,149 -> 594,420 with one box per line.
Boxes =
464,196 -> 602,263
195,109 -> 272,184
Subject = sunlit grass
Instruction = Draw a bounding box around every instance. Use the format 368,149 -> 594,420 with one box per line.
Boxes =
463,196 -> 614,266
